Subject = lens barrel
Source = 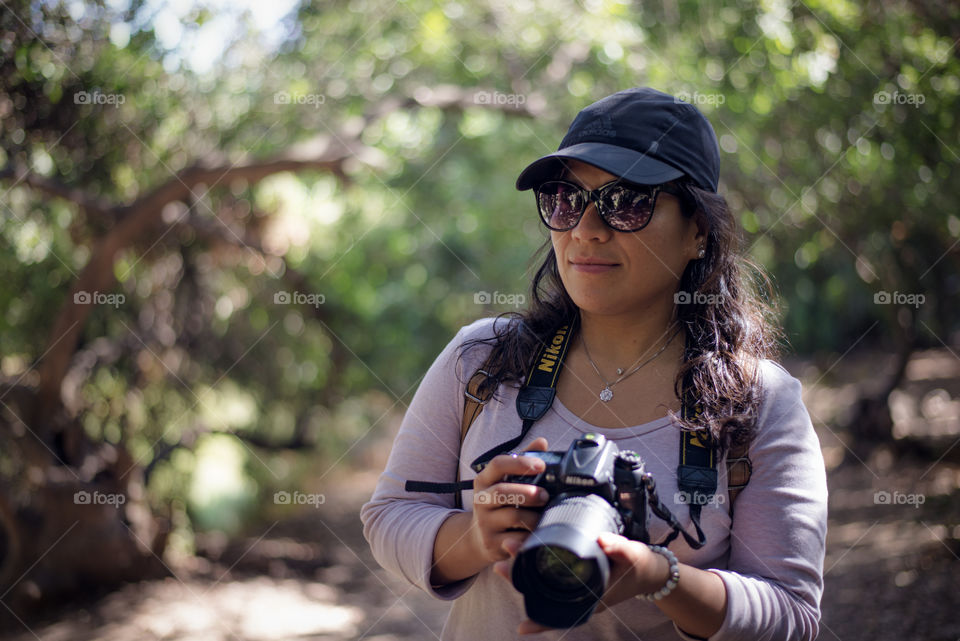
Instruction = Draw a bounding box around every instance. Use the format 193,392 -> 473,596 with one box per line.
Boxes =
511,492 -> 624,628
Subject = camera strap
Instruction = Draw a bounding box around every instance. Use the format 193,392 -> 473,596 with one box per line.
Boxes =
404,319 -> 577,497
659,369 -> 715,548
468,318 -> 577,473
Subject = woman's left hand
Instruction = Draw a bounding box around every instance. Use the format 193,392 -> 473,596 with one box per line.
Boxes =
492,532 -> 669,635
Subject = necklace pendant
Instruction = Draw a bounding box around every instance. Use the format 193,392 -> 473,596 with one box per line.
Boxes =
599,387 -> 614,402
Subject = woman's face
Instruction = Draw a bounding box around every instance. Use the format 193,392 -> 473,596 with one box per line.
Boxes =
550,159 -> 704,319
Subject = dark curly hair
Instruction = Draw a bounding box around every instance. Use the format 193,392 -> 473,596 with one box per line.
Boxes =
460,178 -> 781,451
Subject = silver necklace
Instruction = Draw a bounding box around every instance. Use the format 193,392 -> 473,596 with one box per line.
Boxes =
580,326 -> 681,402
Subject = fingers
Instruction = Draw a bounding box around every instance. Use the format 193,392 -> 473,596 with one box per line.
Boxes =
472,505 -> 543,561
596,533 -> 663,609
522,436 -> 549,452
473,482 -> 548,510
597,532 -> 635,561
471,438 -> 552,566
477,529 -> 533,562
475,454 -> 545,492
476,501 -> 543,537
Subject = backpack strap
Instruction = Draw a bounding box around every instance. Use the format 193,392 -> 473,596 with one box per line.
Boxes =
452,368 -> 496,508
462,369 -> 494,443
725,441 -> 752,511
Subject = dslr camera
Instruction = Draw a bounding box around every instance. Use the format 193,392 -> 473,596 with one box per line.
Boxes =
502,433 -> 660,628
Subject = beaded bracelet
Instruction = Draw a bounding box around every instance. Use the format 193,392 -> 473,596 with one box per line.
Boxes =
635,545 -> 679,601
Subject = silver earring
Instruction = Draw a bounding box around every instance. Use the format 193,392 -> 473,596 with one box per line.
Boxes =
697,246 -> 706,259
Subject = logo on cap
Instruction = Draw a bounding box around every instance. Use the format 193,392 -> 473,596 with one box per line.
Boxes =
577,115 -> 617,139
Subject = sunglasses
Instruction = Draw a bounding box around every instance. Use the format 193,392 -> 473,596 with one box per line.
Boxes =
534,179 -> 682,232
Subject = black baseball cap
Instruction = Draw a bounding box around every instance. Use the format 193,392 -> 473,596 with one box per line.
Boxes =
516,87 -> 721,193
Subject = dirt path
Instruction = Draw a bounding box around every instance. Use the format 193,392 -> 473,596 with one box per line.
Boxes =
5,486 -> 452,641
7,457 -> 960,641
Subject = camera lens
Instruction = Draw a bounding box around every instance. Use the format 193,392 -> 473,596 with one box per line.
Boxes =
512,493 -> 624,627
534,545 -> 597,591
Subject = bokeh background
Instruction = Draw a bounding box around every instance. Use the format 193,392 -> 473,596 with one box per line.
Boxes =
1,0 -> 959,639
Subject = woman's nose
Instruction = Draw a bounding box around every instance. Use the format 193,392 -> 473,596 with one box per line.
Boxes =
571,200 -> 612,241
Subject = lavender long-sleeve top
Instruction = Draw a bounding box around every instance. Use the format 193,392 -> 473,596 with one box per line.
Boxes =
361,318 -> 828,641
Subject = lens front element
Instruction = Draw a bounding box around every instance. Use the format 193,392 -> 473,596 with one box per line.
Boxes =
534,545 -> 598,592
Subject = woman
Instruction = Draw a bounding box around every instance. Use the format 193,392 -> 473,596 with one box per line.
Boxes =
361,87 -> 827,640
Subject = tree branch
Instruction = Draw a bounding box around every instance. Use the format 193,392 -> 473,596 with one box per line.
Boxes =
0,165 -> 113,219
31,146 -> 366,430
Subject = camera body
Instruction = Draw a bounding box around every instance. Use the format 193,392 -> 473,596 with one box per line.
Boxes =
504,433 -> 654,628
504,433 -> 651,543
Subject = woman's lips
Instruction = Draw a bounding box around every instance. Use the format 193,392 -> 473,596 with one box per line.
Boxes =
570,259 -> 619,273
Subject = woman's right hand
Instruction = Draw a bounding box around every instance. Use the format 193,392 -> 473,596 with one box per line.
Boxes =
468,437 -> 552,564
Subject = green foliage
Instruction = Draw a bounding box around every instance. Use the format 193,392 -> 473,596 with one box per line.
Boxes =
2,0 -> 958,535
